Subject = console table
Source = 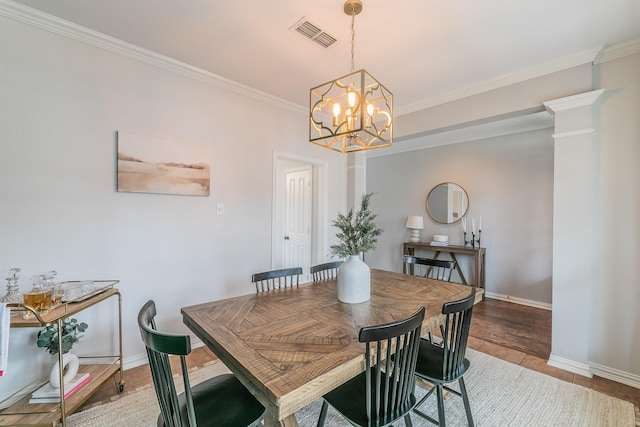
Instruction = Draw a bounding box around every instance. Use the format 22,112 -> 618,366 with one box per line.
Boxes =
403,242 -> 486,288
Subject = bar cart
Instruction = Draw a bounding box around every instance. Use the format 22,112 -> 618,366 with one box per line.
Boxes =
0,280 -> 123,427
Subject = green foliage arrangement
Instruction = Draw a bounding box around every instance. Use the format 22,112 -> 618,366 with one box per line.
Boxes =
330,193 -> 383,258
36,318 -> 88,355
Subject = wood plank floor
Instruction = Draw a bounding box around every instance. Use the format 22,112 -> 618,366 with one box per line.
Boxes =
470,297 -> 551,359
79,298 -> 640,423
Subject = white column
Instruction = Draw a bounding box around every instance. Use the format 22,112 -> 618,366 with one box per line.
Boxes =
543,89 -> 604,376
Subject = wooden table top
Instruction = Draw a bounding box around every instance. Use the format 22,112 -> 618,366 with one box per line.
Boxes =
181,269 -> 479,426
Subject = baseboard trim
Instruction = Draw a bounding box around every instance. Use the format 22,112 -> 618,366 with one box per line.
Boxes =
486,295 -> 640,387
548,355 -> 640,388
548,354 -> 593,377
590,362 -> 640,389
122,353 -> 149,371
483,292 -> 552,311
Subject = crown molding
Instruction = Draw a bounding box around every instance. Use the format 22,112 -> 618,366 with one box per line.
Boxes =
398,39 -> 640,116
594,38 -> 640,64
366,110 -> 554,158
0,0 -> 307,116
3,0 -> 638,119
543,89 -> 605,113
396,47 -> 604,116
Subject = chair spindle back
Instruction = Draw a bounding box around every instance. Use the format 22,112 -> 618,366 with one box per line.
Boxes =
360,307 -> 425,425
251,267 -> 302,293
403,255 -> 457,282
138,300 -> 196,427
310,261 -> 343,281
439,289 -> 475,382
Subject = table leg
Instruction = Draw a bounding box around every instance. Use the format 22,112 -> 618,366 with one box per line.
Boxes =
448,253 -> 468,286
263,412 -> 299,427
425,251 -> 442,278
404,246 -> 416,275
476,252 -> 485,288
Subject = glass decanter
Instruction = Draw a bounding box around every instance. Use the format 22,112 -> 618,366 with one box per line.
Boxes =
41,270 -> 61,306
0,267 -> 22,303
23,274 -> 52,318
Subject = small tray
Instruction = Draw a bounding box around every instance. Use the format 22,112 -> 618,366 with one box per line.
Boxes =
59,281 -> 115,303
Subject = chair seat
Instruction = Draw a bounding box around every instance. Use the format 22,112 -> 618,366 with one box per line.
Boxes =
322,369 -> 417,427
415,338 -> 470,384
158,373 -> 265,427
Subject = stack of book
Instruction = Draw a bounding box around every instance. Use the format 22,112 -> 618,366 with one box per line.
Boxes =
29,372 -> 92,404
430,235 -> 449,246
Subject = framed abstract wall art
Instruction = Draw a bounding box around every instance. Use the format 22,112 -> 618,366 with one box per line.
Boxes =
117,132 -> 210,196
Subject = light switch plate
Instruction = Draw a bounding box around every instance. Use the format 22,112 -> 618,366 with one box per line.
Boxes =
216,203 -> 224,215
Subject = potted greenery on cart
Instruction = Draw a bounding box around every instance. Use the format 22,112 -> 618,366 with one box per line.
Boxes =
36,318 -> 88,387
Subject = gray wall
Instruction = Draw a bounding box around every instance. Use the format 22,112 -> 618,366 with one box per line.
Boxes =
366,128 -> 554,305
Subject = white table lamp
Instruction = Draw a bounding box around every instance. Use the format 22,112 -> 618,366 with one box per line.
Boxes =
406,216 -> 424,243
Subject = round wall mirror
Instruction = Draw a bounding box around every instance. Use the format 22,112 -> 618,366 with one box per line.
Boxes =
425,182 -> 469,224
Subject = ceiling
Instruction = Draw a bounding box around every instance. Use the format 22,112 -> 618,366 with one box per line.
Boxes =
7,0 -> 640,114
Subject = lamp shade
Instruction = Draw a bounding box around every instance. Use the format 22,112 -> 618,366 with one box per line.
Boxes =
406,216 -> 424,230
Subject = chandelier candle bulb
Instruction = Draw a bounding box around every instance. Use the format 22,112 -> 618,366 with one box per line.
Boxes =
332,103 -> 341,126
366,103 -> 374,127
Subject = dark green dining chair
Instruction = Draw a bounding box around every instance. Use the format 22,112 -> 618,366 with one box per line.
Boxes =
317,307 -> 425,427
403,256 -> 457,282
310,260 -> 343,281
251,267 -> 302,292
404,255 -> 458,344
412,289 -> 475,426
137,300 -> 265,427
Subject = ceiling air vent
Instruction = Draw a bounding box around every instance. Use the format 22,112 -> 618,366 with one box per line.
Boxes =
290,17 -> 337,49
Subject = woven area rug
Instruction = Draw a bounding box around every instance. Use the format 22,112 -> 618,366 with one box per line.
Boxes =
67,349 -> 635,427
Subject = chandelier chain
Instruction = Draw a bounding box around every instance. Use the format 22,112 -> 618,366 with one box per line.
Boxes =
350,13 -> 355,73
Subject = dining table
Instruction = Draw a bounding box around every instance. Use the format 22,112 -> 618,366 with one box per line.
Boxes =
181,268 -> 483,427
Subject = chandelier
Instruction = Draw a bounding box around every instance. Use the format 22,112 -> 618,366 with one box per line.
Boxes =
309,0 -> 393,153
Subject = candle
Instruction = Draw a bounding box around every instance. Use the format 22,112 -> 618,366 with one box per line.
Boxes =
479,216 -> 482,231
462,218 -> 466,233
472,218 -> 475,233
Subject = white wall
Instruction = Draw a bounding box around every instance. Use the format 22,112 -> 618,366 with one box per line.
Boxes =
365,128 -> 554,304
591,51 -> 640,379
0,15 -> 347,400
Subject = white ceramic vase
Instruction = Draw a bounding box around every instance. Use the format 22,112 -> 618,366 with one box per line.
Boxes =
337,255 -> 371,304
49,353 -> 79,388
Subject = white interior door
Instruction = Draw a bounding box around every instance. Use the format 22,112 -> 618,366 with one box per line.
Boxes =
449,185 -> 465,223
284,167 -> 312,280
